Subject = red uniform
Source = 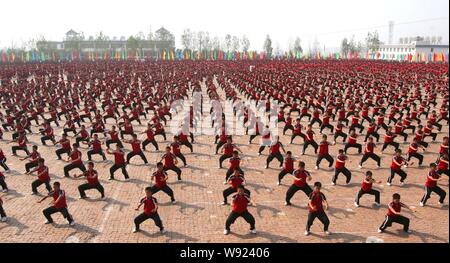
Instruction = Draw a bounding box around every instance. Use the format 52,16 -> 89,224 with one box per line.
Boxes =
141,196 -> 158,215
293,169 -> 309,187
335,154 -> 347,169
153,171 -> 168,188
318,141 -> 329,156
85,170 -> 99,186
52,190 -> 68,209
231,194 -> 250,213
308,191 -> 326,213
390,156 -> 404,171
425,170 -> 439,188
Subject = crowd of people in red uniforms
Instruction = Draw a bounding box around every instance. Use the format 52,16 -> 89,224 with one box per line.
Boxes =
0,59 -> 448,237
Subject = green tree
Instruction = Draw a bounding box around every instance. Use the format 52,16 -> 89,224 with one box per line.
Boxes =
366,31 -> 381,53
263,35 -> 273,57
127,36 -> 139,51
293,37 -> 303,54
241,35 -> 250,52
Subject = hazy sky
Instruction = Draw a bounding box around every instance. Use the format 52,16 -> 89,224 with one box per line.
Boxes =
1,0 -> 448,51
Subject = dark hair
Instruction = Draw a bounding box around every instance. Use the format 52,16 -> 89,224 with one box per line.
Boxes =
157,162 -> 163,167
286,151 -> 292,155
366,171 -> 373,176
53,181 -> 61,187
299,161 -> 305,167
145,186 -> 152,192
392,193 -> 400,200
430,163 -> 437,168
314,182 -> 322,188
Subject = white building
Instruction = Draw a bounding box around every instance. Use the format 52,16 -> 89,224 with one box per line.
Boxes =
374,41 -> 449,61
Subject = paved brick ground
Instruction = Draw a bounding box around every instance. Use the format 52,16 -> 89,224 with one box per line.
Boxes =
0,78 -> 448,243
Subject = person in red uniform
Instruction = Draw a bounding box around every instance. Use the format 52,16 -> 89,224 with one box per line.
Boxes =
222,169 -> 250,205
133,187 -> 165,233
38,181 -> 75,225
0,148 -> 8,172
150,162 -> 176,203
218,137 -> 242,169
378,193 -> 415,233
20,145 -> 41,173
387,149 -> 410,186
74,125 -> 90,147
224,185 -> 256,235
215,126 -> 229,153
283,113 -> 294,135
305,182 -> 330,236
54,134 -> 71,160
299,102 -> 311,121
285,161 -> 313,206
437,152 -> 449,177
124,134 -> 148,164
170,136 -> 187,167
310,107 -> 323,128
440,136 -> 449,156
0,171 -> 7,192
86,134 -> 107,161
119,119 -> 134,140
344,130 -> 362,154
290,118 -> 306,144
359,136 -> 381,168
177,129 -> 194,152
278,151 -> 296,185
407,137 -> 425,167
302,124 -> 318,155
319,112 -> 334,134
315,135 -> 335,169
0,195 -> 6,221
39,122 -> 56,145
75,161 -> 105,199
62,117 -> 76,136
423,121 -> 438,142
160,146 -> 182,181
153,119 -> 167,141
354,171 -> 381,207
428,110 -> 443,131
414,125 -> 429,149
27,158 -> 51,194
104,125 -> 123,149
376,112 -> 389,132
263,136 -> 285,169
381,127 -> 399,152
364,120 -> 380,142
420,163 -> 447,207
394,120 -> 409,142
10,132 -> 30,156
332,149 -> 351,185
333,121 -> 347,143
349,112 -> 364,133
106,145 -> 129,181
141,123 -> 159,151
248,117 -> 263,144
63,143 -> 86,177
226,151 -> 244,182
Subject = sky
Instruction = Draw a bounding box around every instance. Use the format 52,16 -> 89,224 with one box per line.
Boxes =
0,0 -> 448,52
